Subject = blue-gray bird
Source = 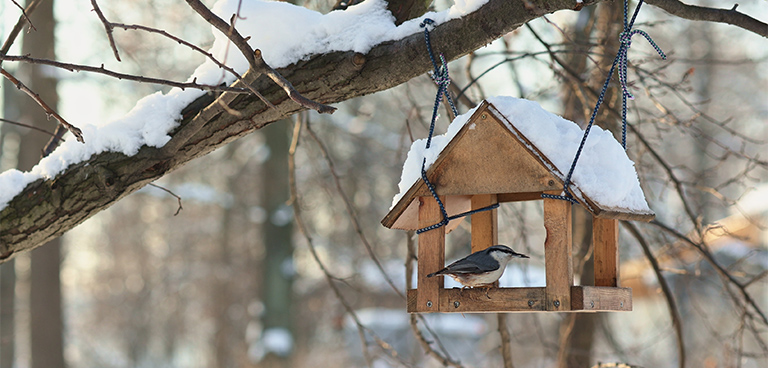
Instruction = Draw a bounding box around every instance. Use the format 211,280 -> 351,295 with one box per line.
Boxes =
427,245 -> 529,288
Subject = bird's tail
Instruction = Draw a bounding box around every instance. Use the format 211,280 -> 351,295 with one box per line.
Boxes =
427,269 -> 445,278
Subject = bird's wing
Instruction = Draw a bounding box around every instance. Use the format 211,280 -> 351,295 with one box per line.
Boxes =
440,252 -> 500,274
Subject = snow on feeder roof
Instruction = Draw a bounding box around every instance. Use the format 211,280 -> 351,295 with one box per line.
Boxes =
382,96 -> 654,231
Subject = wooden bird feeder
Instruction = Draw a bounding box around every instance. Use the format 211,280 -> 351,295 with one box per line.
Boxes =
382,99 -> 655,313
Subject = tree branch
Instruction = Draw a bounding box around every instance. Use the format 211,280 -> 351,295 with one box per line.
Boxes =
0,0 -> 598,258
646,0 -> 768,38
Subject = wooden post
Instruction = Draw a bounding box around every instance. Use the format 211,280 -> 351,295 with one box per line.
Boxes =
593,218 -> 620,287
417,196 -> 445,312
471,194 -> 498,253
543,194 -> 573,311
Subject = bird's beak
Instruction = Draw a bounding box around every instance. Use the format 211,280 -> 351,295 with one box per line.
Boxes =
516,253 -> 530,258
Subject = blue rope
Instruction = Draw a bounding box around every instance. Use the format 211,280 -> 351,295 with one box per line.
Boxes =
545,0 -> 665,203
415,18 -> 495,234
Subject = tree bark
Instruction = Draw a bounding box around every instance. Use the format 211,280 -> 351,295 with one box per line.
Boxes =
0,0 -> 600,259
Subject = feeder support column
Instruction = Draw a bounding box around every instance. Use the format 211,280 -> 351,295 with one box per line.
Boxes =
543,193 -> 573,311
417,196 -> 445,312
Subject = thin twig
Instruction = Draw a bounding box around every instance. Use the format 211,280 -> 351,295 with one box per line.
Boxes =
9,0 -> 36,32
83,3 -> 275,108
0,54 -> 249,94
90,0 -> 120,61
624,221 -> 685,368
42,125 -> 68,157
184,0 -> 336,114
0,0 -> 43,66
289,113 -> 409,368
651,219 -> 768,327
107,22 -> 274,108
1,67 -> 84,143
0,117 -> 56,137
304,120 -> 405,300
148,183 -> 183,216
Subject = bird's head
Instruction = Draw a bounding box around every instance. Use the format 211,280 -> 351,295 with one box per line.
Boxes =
486,245 -> 529,263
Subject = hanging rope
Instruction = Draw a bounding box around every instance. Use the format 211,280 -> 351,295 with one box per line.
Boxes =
416,18 -> 498,234
542,0 -> 666,203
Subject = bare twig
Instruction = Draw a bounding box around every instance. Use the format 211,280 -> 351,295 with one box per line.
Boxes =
651,219 -> 768,327
83,3 -> 275,108
0,54 -> 249,93
646,0 -> 768,38
1,67 -> 84,143
90,0 -> 120,61
9,0 -> 36,32
0,0 -> 43,65
106,23 -> 274,108
0,117 -> 55,137
148,183 -> 183,216
623,221 -> 685,368
304,120 -> 404,300
42,125 -> 68,157
184,0 -> 336,114
288,114 -> 409,368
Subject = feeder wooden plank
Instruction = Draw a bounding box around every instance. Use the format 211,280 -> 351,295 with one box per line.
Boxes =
417,196 -> 445,312
594,218 -> 620,287
572,286 -> 632,311
543,193 -> 573,311
406,286 -> 632,313
497,192 -> 545,203
471,194 -> 498,252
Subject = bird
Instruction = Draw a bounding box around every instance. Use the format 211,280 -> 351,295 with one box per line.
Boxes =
427,245 -> 529,293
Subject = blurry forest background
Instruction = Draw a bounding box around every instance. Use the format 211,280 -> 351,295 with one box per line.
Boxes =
0,0 -> 766,367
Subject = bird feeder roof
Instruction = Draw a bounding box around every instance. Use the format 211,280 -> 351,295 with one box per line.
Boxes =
382,96 -> 655,230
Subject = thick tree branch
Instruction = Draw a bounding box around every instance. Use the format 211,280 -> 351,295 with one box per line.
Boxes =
646,0 -> 768,38
0,0 -> 597,258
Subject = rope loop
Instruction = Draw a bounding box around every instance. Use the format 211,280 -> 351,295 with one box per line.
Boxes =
618,29 -> 667,100
414,18 -> 492,234
543,0 -> 666,204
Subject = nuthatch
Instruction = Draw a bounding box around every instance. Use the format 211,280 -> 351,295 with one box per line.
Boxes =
427,245 -> 529,289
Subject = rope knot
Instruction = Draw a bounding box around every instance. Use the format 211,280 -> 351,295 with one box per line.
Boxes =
420,18 -> 436,30
617,29 -> 666,100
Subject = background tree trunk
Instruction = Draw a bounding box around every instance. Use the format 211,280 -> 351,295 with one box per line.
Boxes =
259,119 -> 295,367
16,1 -> 66,367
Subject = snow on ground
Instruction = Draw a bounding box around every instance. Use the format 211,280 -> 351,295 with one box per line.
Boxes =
0,0 -> 490,210
392,96 -> 651,213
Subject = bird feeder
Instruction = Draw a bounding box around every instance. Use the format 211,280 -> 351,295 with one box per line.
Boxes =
382,98 -> 655,313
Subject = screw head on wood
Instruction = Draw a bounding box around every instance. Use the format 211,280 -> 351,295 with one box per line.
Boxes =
454,301 -> 460,308
590,301 -> 595,308
481,113 -> 487,120
426,301 -> 433,308
528,300 -> 534,307
620,301 -> 624,308
553,300 -> 560,308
